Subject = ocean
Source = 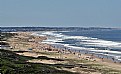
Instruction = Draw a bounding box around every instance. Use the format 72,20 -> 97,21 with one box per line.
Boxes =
34,28 -> 121,62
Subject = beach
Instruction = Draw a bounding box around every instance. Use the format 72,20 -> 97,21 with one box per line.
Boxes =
6,32 -> 121,74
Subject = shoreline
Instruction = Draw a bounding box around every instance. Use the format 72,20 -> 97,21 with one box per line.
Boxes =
35,31 -> 121,62
33,31 -> 121,63
6,32 -> 121,72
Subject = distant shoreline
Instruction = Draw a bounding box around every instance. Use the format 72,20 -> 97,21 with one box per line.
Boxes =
1,27 -> 120,32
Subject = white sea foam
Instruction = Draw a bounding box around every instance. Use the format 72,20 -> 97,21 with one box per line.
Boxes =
90,50 -> 121,54
34,31 -> 121,61
31,32 -> 46,36
39,31 -> 121,49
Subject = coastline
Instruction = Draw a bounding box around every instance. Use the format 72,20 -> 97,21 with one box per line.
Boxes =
6,31 -> 121,73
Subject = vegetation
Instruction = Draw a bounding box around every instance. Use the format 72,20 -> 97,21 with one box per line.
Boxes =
65,59 -> 90,64
0,49 -> 78,74
0,42 -> 9,45
0,32 -> 16,41
35,51 -> 60,56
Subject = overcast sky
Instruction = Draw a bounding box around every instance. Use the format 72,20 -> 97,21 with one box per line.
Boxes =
0,0 -> 121,27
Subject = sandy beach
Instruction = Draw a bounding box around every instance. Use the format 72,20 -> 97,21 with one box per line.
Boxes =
6,32 -> 121,74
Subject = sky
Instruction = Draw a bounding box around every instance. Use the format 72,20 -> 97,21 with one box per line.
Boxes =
0,0 -> 121,27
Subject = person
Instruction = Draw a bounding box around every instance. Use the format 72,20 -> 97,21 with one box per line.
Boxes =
78,53 -> 81,58
102,57 -> 104,62
112,57 -> 115,63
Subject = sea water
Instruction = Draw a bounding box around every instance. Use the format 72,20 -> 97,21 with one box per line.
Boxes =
34,28 -> 121,62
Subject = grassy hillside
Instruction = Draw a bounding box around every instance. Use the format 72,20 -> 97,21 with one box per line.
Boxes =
0,49 -> 78,74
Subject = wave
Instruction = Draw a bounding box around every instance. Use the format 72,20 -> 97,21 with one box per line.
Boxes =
33,31 -> 121,61
41,31 -> 121,48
